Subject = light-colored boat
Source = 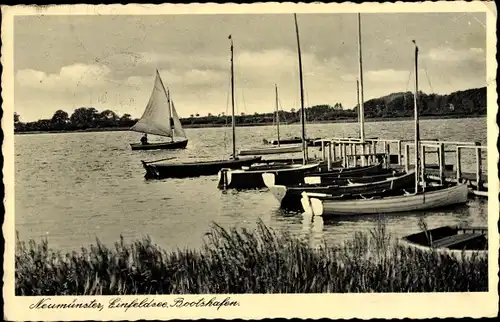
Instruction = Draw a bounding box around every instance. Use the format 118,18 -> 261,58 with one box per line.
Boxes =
301,183 -> 469,216
400,225 -> 488,260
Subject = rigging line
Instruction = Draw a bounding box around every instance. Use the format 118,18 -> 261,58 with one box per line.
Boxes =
421,60 -> 434,93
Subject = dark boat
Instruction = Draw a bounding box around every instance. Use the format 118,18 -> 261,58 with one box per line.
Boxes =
129,70 -> 188,151
401,225 -> 488,259
304,163 -> 390,184
142,156 -> 262,179
217,162 -> 320,190
131,139 -> 188,151
263,170 -> 415,211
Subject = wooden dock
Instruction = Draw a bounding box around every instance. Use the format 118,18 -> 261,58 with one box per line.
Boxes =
313,138 -> 489,198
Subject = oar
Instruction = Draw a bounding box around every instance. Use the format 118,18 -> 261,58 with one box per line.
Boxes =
141,157 -> 176,165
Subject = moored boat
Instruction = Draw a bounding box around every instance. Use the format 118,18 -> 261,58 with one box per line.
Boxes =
264,170 -> 415,211
142,156 -> 262,179
218,162 -> 320,190
400,225 -> 488,260
301,183 -> 469,216
303,163 -> 390,184
238,144 -> 303,156
130,70 -> 188,151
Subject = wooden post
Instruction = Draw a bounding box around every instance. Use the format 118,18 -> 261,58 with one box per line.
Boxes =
475,142 -> 482,189
361,143 -> 366,166
327,142 -> 332,171
456,146 -> 462,183
321,140 -> 326,161
332,142 -> 336,163
438,143 -> 445,186
405,143 -> 410,173
397,140 -> 402,165
420,144 -> 426,189
343,143 -> 348,168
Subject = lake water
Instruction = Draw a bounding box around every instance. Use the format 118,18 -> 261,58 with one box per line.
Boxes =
14,117 -> 488,252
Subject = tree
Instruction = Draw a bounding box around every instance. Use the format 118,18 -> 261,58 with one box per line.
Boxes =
14,112 -> 20,124
51,110 -> 69,130
98,109 -> 119,127
70,107 -> 98,129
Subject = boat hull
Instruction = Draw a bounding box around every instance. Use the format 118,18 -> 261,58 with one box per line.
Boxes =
302,183 -> 469,216
265,171 -> 415,211
238,145 -> 303,156
217,163 -> 320,190
143,156 -> 262,179
401,225 -> 488,260
130,139 -> 188,151
263,137 -> 322,146
304,163 -> 388,182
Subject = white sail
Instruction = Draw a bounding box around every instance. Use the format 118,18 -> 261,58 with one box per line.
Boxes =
171,100 -> 187,138
130,70 -> 173,138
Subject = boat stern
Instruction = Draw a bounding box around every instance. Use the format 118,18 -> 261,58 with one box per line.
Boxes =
268,185 -> 288,205
217,168 -> 233,189
262,173 -> 276,188
301,192 -> 314,215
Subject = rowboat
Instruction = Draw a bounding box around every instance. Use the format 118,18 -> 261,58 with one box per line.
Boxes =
142,156 -> 262,179
130,70 -> 188,151
304,170 -> 402,186
301,183 -> 469,216
304,163 -> 391,184
400,225 -> 488,260
263,170 -> 415,211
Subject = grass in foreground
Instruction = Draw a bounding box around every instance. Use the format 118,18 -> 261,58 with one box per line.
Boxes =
15,220 -> 488,295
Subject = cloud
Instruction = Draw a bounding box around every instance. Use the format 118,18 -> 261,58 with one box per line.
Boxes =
425,47 -> 485,62
16,63 -> 112,91
341,69 -> 410,84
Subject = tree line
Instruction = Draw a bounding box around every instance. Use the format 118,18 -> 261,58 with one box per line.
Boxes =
14,87 -> 486,133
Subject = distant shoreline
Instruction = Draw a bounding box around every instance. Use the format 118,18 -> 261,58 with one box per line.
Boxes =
14,114 -> 485,135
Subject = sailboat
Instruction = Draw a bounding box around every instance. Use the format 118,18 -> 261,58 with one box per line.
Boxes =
140,36 -> 261,179
300,40 -> 469,217
216,14 -> 322,190
130,70 -> 189,151
238,84 -> 304,156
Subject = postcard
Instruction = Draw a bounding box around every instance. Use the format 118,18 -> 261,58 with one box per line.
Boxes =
2,1 -> 498,321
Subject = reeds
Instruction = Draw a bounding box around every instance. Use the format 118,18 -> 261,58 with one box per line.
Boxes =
15,220 -> 488,295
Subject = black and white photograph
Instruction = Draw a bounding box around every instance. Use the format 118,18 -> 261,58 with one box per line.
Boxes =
2,2 -> 498,320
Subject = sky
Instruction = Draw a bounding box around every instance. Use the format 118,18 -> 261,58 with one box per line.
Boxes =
13,12 -> 487,122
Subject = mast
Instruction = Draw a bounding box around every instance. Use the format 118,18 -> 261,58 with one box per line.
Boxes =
356,79 -> 360,123
229,35 -> 236,159
413,40 -> 420,193
167,88 -> 174,142
357,13 -> 365,143
275,84 -> 280,147
294,13 -> 308,164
